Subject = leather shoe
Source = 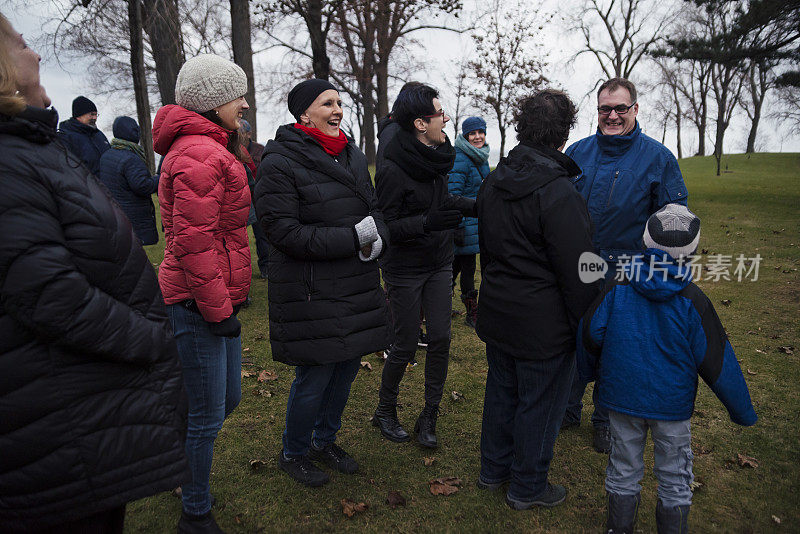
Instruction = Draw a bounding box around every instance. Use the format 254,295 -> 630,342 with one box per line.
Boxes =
177,510 -> 225,533
278,451 -> 329,487
373,404 -> 411,442
414,405 -> 439,448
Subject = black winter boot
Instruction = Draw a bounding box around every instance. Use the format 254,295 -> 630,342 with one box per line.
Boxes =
177,510 -> 225,534
655,500 -> 690,534
461,290 -> 478,329
414,405 -> 439,448
606,492 -> 640,534
372,402 -> 410,442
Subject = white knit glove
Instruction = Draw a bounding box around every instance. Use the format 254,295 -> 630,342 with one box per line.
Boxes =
359,235 -> 383,262
354,215 -> 379,247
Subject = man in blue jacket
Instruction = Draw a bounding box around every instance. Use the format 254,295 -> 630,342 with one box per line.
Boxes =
563,78 -> 689,453
58,95 -> 110,176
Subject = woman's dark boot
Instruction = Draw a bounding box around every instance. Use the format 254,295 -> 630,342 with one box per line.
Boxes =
414,405 -> 439,448
655,500 -> 690,534
461,290 -> 478,329
606,492 -> 640,533
372,402 -> 410,442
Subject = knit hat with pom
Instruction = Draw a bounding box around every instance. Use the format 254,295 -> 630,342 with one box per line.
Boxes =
643,203 -> 701,259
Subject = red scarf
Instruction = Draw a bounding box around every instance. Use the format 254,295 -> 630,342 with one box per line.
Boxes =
294,123 -> 348,156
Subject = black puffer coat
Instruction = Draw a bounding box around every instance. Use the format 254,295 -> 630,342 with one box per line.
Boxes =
476,142 -> 602,360
255,125 -> 390,365
0,107 -> 187,531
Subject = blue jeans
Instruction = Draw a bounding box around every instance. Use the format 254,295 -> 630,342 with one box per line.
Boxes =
606,411 -> 694,507
565,373 -> 610,428
480,344 -> 575,500
282,357 -> 362,457
168,304 -> 241,516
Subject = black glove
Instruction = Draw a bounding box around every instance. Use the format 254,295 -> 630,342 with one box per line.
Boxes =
442,195 -> 476,217
423,209 -> 462,231
208,315 -> 242,338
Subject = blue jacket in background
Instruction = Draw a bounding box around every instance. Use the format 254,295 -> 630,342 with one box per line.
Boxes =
448,145 -> 489,255
96,118 -> 159,245
566,123 -> 688,269
57,117 -> 110,176
576,249 -> 757,426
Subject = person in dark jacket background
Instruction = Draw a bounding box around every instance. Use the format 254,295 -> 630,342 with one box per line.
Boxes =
255,79 -> 390,488
372,84 -> 474,449
448,115 -> 490,328
97,116 -> 160,245
240,118 -> 269,279
0,14 -> 186,533
476,89 -> 601,510
563,77 -> 690,454
57,94 -> 110,176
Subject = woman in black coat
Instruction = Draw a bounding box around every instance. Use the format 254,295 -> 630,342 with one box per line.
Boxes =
255,79 -> 390,488
0,13 -> 186,533
96,116 -> 160,245
476,90 -> 601,510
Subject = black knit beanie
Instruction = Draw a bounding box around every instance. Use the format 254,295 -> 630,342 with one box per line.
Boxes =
287,79 -> 337,122
72,96 -> 97,118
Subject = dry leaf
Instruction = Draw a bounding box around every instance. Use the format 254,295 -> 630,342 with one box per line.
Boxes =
241,369 -> 256,379
778,346 -> 795,355
772,515 -> 781,525
696,445 -> 713,455
171,486 -> 182,498
360,361 -> 373,371
451,391 -> 464,402
423,456 -> 436,466
721,299 -> 732,307
243,347 -> 251,352
386,490 -> 407,508
341,498 -> 368,518
701,248 -> 709,255
257,370 -> 278,382
429,476 -> 462,496
689,480 -> 704,492
755,349 -> 767,355
252,388 -> 272,397
746,369 -> 758,375
249,459 -> 267,471
746,331 -> 757,335
736,453 -> 759,468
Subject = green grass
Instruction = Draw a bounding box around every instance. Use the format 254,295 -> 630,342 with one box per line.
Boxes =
129,153 -> 800,532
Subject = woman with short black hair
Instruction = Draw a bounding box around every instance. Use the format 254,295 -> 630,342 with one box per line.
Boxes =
372,83 -> 474,449
475,89 -> 601,509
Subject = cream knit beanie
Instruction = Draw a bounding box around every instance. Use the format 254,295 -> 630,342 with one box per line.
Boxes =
175,54 -> 248,113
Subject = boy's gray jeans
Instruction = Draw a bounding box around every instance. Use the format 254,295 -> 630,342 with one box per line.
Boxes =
606,410 -> 694,508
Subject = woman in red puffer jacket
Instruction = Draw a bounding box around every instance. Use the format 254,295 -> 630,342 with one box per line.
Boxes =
152,53 -> 251,533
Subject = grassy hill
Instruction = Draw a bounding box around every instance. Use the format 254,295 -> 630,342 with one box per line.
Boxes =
129,152 -> 800,533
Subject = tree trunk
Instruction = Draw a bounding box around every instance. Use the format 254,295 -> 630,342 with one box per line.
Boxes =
361,84 -> 376,165
142,0 -> 184,105
714,106 -> 726,176
128,0 -> 155,172
746,96 -> 763,154
697,111 -> 706,156
675,99 -> 683,159
374,57 -> 390,120
307,0 -> 330,79
230,0 -> 257,141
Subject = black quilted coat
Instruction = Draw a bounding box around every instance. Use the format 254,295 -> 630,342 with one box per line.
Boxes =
0,107 -> 187,531
255,125 -> 390,365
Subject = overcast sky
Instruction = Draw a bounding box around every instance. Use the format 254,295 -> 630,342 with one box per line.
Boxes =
4,0 -> 798,165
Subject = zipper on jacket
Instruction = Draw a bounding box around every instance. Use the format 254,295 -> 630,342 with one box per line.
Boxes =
606,170 -> 620,209
306,264 -> 314,301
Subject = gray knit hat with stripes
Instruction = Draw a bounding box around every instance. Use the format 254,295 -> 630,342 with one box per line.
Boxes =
175,54 -> 247,113
643,204 -> 701,259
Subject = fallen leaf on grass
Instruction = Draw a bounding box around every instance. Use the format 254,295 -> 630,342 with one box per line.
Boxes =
778,346 -> 795,355
423,456 -> 436,466
360,361 -> 372,371
257,370 -> 278,382
701,248 -> 709,255
451,391 -> 464,402
252,388 -> 272,397
429,477 -> 462,496
241,369 -> 256,379
772,515 -> 781,525
386,490 -> 406,508
736,453 -> 759,468
341,498 -> 368,518
249,459 -> 267,471
696,445 -> 713,455
689,480 -> 704,492
243,347 -> 251,352
235,515 -> 242,524
746,330 -> 758,335
755,349 -> 767,355
772,228 -> 785,234
721,299 -> 732,307
746,369 -> 758,375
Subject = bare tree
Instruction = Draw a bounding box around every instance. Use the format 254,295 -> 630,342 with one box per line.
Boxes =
449,59 -> 469,138
230,0 -> 258,140
573,0 -> 675,81
772,84 -> 800,134
741,60 -> 777,153
468,0 -> 548,157
128,0 -> 155,172
142,0 -> 185,104
652,58 -> 685,158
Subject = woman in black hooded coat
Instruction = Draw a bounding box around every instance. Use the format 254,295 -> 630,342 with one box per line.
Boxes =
255,79 -> 390,488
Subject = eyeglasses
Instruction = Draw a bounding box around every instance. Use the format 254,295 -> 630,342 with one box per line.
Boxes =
422,109 -> 446,119
597,103 -> 636,116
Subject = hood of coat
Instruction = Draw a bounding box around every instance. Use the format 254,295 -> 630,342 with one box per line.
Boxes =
152,104 -> 230,156
626,248 -> 692,302
0,106 -> 59,144
383,126 -> 456,182
112,116 -> 140,143
489,142 -> 581,200
595,121 -> 642,156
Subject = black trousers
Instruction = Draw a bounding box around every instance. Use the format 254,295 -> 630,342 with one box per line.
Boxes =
26,505 -> 126,534
379,266 -> 452,408
452,253 -> 476,295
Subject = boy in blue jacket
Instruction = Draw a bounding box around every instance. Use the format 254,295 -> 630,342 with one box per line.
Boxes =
576,204 -> 757,533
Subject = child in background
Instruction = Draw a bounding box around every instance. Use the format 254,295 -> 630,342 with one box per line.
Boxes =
576,204 -> 757,534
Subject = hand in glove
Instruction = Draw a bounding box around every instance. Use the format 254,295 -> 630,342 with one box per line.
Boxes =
423,209 -> 462,231
208,315 -> 242,338
353,215 -> 379,248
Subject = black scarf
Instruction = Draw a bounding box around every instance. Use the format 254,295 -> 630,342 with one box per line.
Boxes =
384,125 -> 456,182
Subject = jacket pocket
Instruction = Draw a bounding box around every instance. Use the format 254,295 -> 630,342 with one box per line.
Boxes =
304,262 -> 315,301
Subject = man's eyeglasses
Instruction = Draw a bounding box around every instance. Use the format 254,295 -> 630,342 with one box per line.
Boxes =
597,103 -> 636,116
422,109 -> 446,119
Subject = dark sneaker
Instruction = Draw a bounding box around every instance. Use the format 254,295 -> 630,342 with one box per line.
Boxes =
417,330 -> 428,348
593,426 -> 612,453
309,442 -> 359,474
177,510 -> 225,534
477,475 -> 510,491
278,451 -> 329,487
506,483 -> 567,510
